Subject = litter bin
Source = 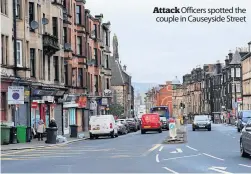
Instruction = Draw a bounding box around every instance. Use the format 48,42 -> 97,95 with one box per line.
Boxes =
1,124 -> 11,145
16,125 -> 27,143
45,127 -> 58,144
26,127 -> 31,142
9,126 -> 17,144
70,124 -> 78,138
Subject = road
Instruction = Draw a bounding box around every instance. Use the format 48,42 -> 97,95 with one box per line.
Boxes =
1,124 -> 251,173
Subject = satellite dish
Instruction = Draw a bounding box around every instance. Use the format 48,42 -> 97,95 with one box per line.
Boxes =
64,43 -> 71,50
42,18 -> 49,25
30,21 -> 39,30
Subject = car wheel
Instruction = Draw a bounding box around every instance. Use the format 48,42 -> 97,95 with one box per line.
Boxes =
237,128 -> 240,132
141,130 -> 145,134
208,127 -> 211,131
193,128 -> 195,131
159,129 -> 162,133
240,140 -> 249,157
134,128 -> 137,132
115,133 -> 118,137
90,134 -> 94,140
111,131 -> 115,138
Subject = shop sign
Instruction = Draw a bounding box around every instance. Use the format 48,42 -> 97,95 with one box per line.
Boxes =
31,102 -> 38,108
237,98 -> 242,103
101,98 -> 108,105
32,89 -> 56,96
42,96 -> 54,102
8,86 -> 24,104
78,96 -> 87,108
55,90 -> 65,96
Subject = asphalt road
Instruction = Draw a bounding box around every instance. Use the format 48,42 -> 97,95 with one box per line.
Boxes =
1,124 -> 251,173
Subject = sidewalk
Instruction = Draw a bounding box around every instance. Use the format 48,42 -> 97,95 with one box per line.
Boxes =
1,131 -> 90,152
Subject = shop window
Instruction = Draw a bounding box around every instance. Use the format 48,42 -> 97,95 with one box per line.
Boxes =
0,92 -> 7,121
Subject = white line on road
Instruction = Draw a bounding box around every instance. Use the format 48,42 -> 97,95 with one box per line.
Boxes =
186,145 -> 198,151
176,148 -> 183,153
159,146 -> 164,152
163,154 -> 201,161
156,154 -> 160,163
208,167 -> 232,174
162,167 -> 179,174
203,153 -> 224,161
239,164 -> 251,168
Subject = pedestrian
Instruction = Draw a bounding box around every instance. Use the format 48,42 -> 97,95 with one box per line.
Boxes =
49,118 -> 57,127
37,119 -> 45,141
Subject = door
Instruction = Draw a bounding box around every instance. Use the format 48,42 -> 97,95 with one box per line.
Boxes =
17,103 -> 28,126
244,120 -> 251,153
63,109 -> 69,135
54,104 -> 63,135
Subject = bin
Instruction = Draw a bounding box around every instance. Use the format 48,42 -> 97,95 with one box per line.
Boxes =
1,125 -> 11,145
70,125 -> 78,138
16,125 -> 27,143
9,126 -> 17,144
26,127 -> 31,142
45,127 -> 58,144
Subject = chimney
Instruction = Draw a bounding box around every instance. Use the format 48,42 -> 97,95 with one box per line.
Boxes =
123,65 -> 127,71
248,41 -> 251,52
228,50 -> 233,62
225,56 -> 229,66
216,60 -> 221,74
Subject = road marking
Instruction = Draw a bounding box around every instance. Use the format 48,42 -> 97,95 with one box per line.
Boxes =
239,164 -> 251,168
159,146 -> 164,152
1,149 -> 35,156
208,166 -> 232,174
203,153 -> 224,161
110,155 -> 131,158
148,144 -> 161,152
176,148 -> 182,153
163,154 -> 201,161
156,154 -> 160,163
186,145 -> 198,151
233,137 -> 236,138
162,167 -> 179,174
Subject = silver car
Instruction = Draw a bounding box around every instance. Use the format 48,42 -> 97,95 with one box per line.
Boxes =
240,118 -> 251,157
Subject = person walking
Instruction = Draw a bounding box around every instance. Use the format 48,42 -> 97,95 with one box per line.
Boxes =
37,119 -> 45,141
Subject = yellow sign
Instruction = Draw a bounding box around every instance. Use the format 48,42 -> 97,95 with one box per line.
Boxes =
24,90 -> 30,96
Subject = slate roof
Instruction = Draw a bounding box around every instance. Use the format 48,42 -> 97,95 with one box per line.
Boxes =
109,56 -> 124,86
230,50 -> 249,65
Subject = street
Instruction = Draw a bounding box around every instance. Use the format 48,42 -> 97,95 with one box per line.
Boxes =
1,124 -> 251,173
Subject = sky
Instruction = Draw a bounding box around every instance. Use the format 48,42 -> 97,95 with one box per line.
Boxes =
86,0 -> 251,84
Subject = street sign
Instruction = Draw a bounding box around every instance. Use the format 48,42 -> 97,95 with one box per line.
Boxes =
169,122 -> 177,139
31,102 -> 38,108
8,86 -> 24,104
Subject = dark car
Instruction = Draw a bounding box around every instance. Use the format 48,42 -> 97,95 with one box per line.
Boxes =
116,120 -> 128,135
237,110 -> 251,132
126,119 -> 137,132
117,119 -> 130,133
160,116 -> 169,130
240,118 -> 251,157
192,115 -> 211,131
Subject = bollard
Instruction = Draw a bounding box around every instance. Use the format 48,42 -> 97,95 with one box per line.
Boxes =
176,118 -> 181,130
169,118 -> 177,140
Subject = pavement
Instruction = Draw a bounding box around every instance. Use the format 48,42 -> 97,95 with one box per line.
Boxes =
1,124 -> 251,173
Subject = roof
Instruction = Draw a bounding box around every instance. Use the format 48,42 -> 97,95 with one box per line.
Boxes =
230,50 -> 246,65
241,52 -> 251,61
109,56 -> 124,85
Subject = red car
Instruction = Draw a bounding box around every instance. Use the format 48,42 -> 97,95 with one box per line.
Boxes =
141,113 -> 162,134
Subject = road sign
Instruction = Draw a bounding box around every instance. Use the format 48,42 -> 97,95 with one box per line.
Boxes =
169,122 -> 177,139
8,86 -> 24,104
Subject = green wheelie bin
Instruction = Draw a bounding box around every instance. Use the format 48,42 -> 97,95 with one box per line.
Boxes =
16,125 -> 27,143
1,124 -> 11,145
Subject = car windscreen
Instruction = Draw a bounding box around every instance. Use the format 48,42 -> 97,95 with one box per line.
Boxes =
194,116 -> 208,121
160,117 -> 167,121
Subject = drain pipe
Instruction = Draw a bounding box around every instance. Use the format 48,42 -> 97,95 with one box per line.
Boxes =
13,0 -> 17,77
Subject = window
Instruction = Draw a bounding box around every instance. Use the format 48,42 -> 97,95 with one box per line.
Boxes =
30,48 -> 35,77
94,48 -> 97,65
61,57 -> 64,82
1,0 -> 8,15
236,83 -> 241,93
105,55 -> 109,68
0,92 -> 7,121
78,68 -> 83,87
29,2 -> 34,32
38,49 -> 43,79
94,24 -> 97,37
54,56 -> 59,81
94,75 -> 98,92
231,68 -> 235,77
64,61 -> 68,85
63,27 -> 67,43
16,0 -> 21,19
1,35 -> 4,64
1,35 -> 8,65
76,5 -> 81,24
37,4 -> 41,33
48,58 -> 50,81
16,40 -> 22,67
77,36 -> 82,55
52,17 -> 58,37
106,31 -> 109,46
42,13 -> 45,33
106,78 -> 109,89
236,68 -> 241,77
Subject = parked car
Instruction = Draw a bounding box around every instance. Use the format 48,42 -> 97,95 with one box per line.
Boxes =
240,118 -> 251,157
134,118 -> 140,130
89,115 -> 119,139
237,110 -> 251,132
126,118 -> 138,132
160,116 -> 169,130
116,120 -> 127,135
117,119 -> 130,133
141,113 -> 162,134
192,115 -> 211,131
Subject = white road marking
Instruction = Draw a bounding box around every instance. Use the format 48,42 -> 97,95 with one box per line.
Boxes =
233,137 -> 236,138
186,145 -> 198,151
156,154 -> 160,163
163,154 -> 202,161
239,164 -> 251,168
176,148 -> 183,153
208,166 -> 232,174
203,153 -> 224,161
163,167 -> 179,174
159,146 -> 164,152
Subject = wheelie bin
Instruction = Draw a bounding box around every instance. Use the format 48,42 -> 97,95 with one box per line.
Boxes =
9,126 -> 17,144
70,124 -> 78,138
45,127 -> 58,144
16,125 -> 27,143
1,124 -> 11,145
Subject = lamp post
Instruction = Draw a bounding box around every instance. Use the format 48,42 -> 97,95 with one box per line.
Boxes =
172,76 -> 181,117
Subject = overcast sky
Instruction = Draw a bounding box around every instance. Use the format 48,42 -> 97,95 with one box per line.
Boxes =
86,0 -> 251,84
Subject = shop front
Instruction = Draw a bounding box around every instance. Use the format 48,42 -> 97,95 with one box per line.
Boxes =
76,96 -> 88,132
0,80 -> 12,122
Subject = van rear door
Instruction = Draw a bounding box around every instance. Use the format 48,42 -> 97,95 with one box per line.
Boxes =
142,114 -> 160,128
90,116 -> 110,131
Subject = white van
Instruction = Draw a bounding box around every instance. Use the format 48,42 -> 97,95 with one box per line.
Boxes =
89,115 -> 118,139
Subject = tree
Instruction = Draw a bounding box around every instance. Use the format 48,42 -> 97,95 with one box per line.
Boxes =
109,104 -> 124,117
